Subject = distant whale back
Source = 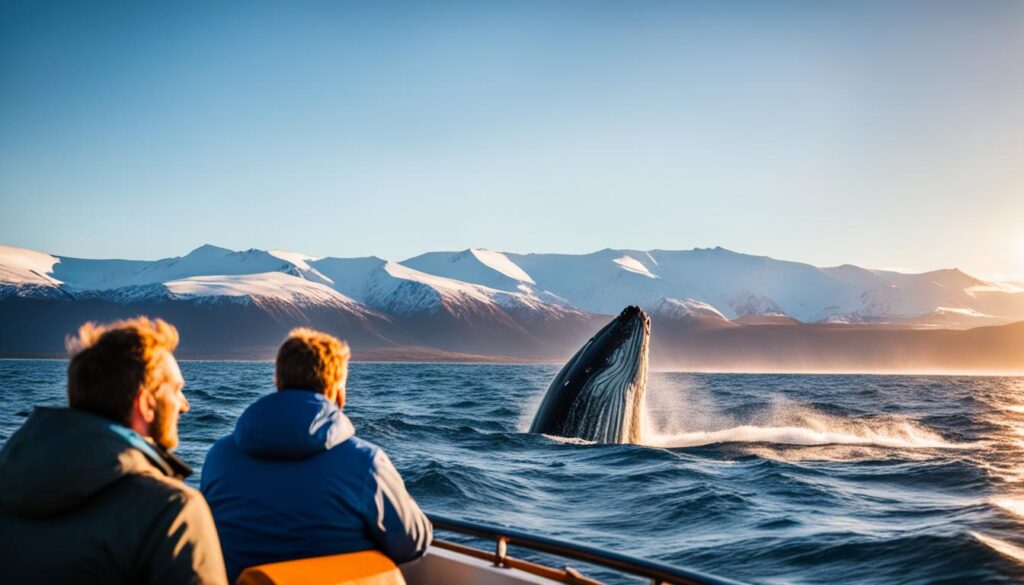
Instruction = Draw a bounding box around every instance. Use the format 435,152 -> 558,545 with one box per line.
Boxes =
529,306 -> 650,444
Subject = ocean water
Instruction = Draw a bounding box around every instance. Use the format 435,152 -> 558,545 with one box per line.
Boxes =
2,360 -> 1024,584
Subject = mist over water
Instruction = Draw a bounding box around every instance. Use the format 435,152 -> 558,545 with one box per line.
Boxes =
3,361 -> 1024,584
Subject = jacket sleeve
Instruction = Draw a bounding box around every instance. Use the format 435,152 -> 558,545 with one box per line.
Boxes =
362,449 -> 433,564
139,487 -> 229,585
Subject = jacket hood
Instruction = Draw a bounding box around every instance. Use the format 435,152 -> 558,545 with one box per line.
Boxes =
233,390 -> 355,460
0,408 -> 187,518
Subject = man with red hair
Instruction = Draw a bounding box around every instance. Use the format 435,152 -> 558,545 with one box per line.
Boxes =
0,317 -> 227,584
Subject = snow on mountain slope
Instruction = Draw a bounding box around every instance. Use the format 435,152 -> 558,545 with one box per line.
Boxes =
303,254 -> 599,357
165,272 -> 370,311
504,247 -> 1014,323
637,248 -> 845,320
0,246 -> 61,285
476,249 -> 533,282
0,246 -> 68,300
369,261 -> 494,316
613,255 -> 658,279
304,256 -> 442,314
1,243 -> 331,290
816,265 -> 987,321
400,249 -> 555,300
506,249 -> 676,313
383,261 -> 491,301
0,246 -> 149,298
100,244 -> 335,289
268,249 -> 322,272
311,255 -> 578,320
647,297 -> 729,321
401,248 -> 583,309
50,272 -> 383,320
305,256 -> 388,300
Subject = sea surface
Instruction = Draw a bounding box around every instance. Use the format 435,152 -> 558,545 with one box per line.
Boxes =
2,360 -> 1024,584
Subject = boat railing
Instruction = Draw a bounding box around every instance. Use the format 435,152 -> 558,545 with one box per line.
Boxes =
427,513 -> 747,585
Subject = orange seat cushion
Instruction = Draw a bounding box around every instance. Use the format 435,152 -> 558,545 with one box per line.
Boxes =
235,550 -> 406,585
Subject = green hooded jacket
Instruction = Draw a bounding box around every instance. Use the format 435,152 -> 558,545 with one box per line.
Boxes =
0,407 -> 228,585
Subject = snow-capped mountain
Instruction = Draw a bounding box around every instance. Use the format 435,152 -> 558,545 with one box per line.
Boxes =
7,243 -> 1021,326
411,247 -> 1024,327
0,244 -> 331,292
0,244 -> 601,359
2,243 -> 1023,366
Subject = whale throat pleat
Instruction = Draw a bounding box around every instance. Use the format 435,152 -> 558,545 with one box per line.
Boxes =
564,319 -> 647,443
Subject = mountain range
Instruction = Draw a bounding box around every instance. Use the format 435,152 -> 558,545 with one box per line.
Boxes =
2,244 -> 1023,372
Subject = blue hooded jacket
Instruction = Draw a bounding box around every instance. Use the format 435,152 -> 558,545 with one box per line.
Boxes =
200,390 -> 432,582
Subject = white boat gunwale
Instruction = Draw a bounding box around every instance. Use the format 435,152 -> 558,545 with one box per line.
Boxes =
427,513 -> 748,585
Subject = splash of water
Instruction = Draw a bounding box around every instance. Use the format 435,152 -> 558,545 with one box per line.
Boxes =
643,420 -> 952,449
523,374 -> 958,451
639,382 -> 955,449
518,384 -> 548,433
542,434 -> 595,446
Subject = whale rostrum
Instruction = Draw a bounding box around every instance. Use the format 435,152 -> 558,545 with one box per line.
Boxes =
529,305 -> 650,444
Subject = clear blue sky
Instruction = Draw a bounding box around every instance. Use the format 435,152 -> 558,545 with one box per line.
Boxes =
2,1 -> 1022,279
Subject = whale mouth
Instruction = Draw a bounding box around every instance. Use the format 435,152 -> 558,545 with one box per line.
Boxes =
620,305 -> 643,319
606,306 -> 650,351
617,305 -> 649,329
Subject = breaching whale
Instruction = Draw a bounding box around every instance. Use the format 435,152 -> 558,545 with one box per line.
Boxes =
529,305 -> 650,444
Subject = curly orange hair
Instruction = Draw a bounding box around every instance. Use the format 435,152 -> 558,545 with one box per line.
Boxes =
66,317 -> 180,424
275,328 -> 350,395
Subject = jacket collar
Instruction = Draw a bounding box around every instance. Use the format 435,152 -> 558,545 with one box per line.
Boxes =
105,422 -> 192,479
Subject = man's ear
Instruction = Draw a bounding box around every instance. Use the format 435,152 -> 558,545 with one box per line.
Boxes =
128,390 -> 157,438
135,391 -> 157,424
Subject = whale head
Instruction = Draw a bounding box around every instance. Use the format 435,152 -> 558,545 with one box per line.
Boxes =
529,305 -> 651,444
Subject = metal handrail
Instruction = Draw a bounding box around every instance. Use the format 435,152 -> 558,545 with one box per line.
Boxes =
427,513 -> 748,585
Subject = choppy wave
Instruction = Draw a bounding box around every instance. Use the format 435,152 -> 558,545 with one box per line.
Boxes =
973,532 -> 1024,564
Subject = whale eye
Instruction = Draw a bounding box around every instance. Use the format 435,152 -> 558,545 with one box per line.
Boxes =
585,367 -> 592,373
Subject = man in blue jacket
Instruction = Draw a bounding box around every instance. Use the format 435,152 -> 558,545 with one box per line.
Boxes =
201,328 -> 432,581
